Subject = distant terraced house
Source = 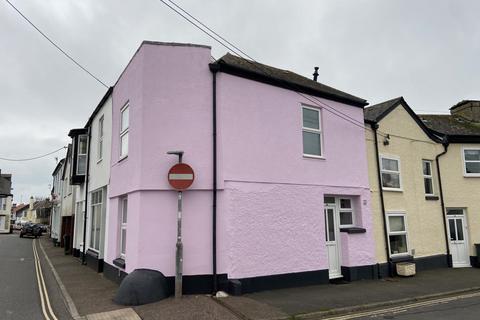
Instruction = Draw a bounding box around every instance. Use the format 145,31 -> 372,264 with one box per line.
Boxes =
0,170 -> 13,233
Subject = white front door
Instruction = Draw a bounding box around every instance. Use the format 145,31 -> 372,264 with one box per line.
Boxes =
325,205 -> 342,279
446,209 -> 470,268
0,215 -> 5,231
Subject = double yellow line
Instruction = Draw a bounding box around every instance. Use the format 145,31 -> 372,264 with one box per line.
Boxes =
33,239 -> 58,320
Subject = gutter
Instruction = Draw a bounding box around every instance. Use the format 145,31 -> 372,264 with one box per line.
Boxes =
81,127 -> 91,265
371,123 -> 392,276
209,63 -> 220,294
435,139 -> 450,267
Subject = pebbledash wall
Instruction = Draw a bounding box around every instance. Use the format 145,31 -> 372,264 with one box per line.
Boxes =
104,41 -> 376,294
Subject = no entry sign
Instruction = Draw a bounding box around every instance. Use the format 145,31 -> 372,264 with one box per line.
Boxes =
168,163 -> 194,190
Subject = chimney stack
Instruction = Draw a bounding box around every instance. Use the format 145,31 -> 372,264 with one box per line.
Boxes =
312,67 -> 319,82
450,100 -> 480,123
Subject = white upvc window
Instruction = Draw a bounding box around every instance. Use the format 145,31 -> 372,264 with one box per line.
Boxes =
120,104 -> 129,159
422,160 -> 434,195
0,198 -> 6,211
302,106 -> 323,157
76,135 -> 88,175
119,197 -> 128,259
338,198 -> 355,227
98,115 -> 104,161
89,190 -> 103,251
386,212 -> 409,257
380,155 -> 402,190
463,148 -> 480,176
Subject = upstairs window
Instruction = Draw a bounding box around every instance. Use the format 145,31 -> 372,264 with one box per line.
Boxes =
76,135 -> 88,175
302,106 -> 322,157
380,155 -> 402,190
422,160 -> 434,195
98,116 -> 104,161
463,149 -> 480,176
120,104 -> 129,159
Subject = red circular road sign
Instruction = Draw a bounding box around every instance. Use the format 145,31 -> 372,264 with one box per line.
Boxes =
168,163 -> 195,190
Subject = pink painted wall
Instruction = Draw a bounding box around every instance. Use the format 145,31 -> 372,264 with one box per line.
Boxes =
106,41 -> 375,280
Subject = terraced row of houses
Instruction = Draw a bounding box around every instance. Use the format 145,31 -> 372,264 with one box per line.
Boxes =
50,41 -> 480,297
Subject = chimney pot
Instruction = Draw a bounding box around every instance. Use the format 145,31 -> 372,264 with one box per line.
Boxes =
312,67 -> 319,82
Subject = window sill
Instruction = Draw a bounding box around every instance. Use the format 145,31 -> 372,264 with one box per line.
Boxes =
425,195 -> 439,201
390,254 -> 414,263
86,249 -> 99,258
340,227 -> 366,234
382,188 -> 403,192
464,174 -> 480,178
113,257 -> 126,269
97,158 -> 103,164
118,155 -> 128,163
303,154 -> 325,160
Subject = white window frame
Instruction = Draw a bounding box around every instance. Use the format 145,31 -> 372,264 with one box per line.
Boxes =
89,189 -> 103,252
76,135 -> 88,175
422,160 -> 435,196
386,212 -> 409,258
380,155 -> 402,191
119,197 -> 128,259
97,115 -> 104,162
302,105 -> 324,158
337,198 -> 355,228
119,103 -> 129,160
462,147 -> 480,177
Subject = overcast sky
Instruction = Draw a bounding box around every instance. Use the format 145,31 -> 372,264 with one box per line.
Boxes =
1,0 -> 479,202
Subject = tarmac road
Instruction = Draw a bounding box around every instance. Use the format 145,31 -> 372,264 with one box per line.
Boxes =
0,232 -> 71,320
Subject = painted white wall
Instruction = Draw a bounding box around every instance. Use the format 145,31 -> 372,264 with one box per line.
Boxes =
86,95 -> 112,259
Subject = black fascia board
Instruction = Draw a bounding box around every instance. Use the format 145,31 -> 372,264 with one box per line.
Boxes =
211,62 -> 368,108
372,97 -> 444,143
85,87 -> 113,128
68,128 -> 88,137
446,135 -> 480,143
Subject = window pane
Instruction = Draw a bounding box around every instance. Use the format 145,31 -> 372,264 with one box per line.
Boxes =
465,162 -> 480,174
77,155 -> 86,175
302,108 -> 319,129
303,131 -> 321,156
340,199 -> 351,209
99,117 -> 104,137
121,229 -> 127,255
121,107 -> 129,132
424,178 -> 433,194
327,210 -> 335,241
121,133 -> 129,157
90,208 -> 96,248
447,209 -> 464,215
381,172 -> 400,188
389,216 -> 405,232
79,135 -> 88,154
382,158 -> 399,171
456,219 -> 464,241
340,211 -> 353,225
324,197 -> 335,204
423,161 -> 431,175
449,219 -> 456,240
98,140 -> 103,159
122,199 -> 128,223
389,235 -> 408,255
464,150 -> 480,161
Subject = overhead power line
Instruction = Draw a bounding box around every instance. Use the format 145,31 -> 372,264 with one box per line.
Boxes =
3,0 -> 108,88
157,0 -> 383,136
0,146 -> 67,162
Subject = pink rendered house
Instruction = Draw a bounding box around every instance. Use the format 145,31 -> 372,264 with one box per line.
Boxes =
104,41 -> 376,295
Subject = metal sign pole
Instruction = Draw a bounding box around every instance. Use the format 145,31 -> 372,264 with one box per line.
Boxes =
175,191 -> 183,299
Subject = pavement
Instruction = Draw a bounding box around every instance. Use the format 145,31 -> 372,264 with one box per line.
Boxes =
37,235 -> 480,320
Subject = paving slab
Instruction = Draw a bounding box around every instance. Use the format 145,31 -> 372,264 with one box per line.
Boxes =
244,268 -> 480,317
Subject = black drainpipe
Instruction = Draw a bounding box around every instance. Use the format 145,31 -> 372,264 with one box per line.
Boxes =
210,63 -> 220,294
81,128 -> 91,265
435,139 -> 450,267
372,123 -> 392,277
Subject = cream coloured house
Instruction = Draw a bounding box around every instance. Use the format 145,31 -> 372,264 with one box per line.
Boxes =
420,100 -> 480,268
364,97 -> 449,277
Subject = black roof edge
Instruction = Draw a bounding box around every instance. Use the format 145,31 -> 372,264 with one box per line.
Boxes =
446,135 -> 480,143
52,158 -> 65,176
68,128 -> 88,137
85,87 -> 113,128
210,62 -> 368,108
371,97 -> 444,143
